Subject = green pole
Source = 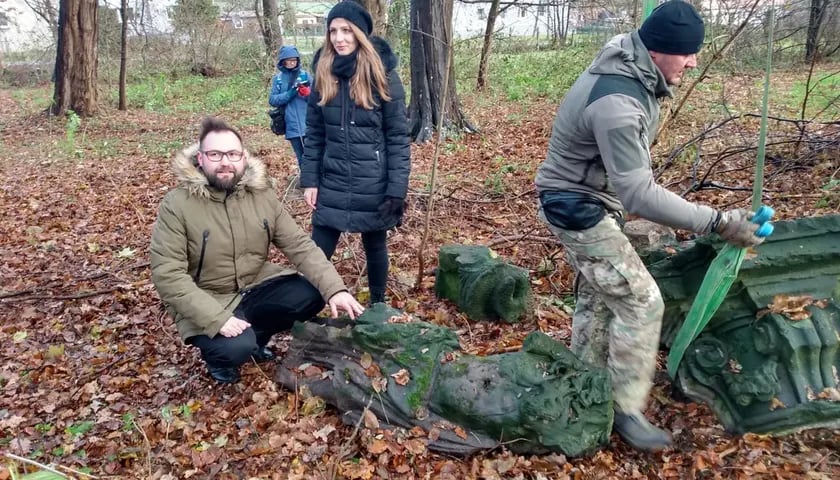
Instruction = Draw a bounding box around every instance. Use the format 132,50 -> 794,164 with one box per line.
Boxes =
642,0 -> 659,22
752,2 -> 775,209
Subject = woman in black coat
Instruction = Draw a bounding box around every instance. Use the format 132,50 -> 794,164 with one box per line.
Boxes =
301,0 -> 410,305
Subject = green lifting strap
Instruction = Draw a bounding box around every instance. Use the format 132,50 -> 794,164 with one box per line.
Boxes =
642,0 -> 658,22
666,1 -> 775,379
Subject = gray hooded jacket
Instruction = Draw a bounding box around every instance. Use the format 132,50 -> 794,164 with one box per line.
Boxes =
535,32 -> 716,233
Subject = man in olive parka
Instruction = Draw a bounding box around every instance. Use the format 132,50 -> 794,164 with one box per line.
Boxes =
150,117 -> 364,384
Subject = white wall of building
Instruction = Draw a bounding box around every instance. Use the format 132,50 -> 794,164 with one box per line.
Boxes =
452,1 -> 568,39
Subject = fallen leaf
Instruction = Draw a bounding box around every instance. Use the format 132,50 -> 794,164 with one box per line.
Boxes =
301,396 -> 326,416
367,439 -> 389,454
363,409 -> 379,429
364,363 -> 382,378
13,331 -> 27,343
341,458 -> 375,479
268,433 -> 287,449
360,352 -> 373,369
115,247 -> 136,259
766,294 -> 816,321
371,376 -> 388,393
454,426 -> 468,440
391,369 -> 410,386
404,438 -> 427,455
313,424 -> 336,441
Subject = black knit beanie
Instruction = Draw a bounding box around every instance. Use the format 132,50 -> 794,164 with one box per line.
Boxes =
327,0 -> 373,36
639,1 -> 705,55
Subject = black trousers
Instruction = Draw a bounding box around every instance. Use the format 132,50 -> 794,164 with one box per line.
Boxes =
186,274 -> 324,368
311,225 -> 388,300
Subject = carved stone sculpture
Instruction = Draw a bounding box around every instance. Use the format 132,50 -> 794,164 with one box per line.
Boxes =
435,244 -> 531,323
275,304 -> 613,457
648,215 -> 840,434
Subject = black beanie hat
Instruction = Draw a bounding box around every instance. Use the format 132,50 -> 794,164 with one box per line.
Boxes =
327,0 -> 373,36
639,1 -> 705,55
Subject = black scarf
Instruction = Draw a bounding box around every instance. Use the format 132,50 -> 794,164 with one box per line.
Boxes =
331,50 -> 359,79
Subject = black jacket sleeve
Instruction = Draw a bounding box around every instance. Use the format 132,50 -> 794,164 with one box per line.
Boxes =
381,72 -> 410,199
301,86 -> 326,188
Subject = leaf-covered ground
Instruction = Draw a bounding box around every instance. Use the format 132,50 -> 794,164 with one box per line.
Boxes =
1,68 -> 839,479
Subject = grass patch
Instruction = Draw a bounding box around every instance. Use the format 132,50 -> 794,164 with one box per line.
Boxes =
788,71 -> 840,120
118,72 -> 266,115
454,41 -> 598,102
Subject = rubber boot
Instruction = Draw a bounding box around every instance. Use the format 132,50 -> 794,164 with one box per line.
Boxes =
613,412 -> 672,451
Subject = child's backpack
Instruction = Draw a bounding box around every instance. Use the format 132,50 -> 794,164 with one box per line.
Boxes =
268,106 -> 286,136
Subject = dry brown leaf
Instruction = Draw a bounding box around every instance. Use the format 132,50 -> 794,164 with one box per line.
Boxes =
454,426 -> 468,440
387,313 -> 413,323
816,387 -> 840,401
391,369 -> 410,386
363,408 -> 380,429
268,433 -> 286,449
340,457 -> 375,479
367,438 -> 389,455
767,294 -> 815,321
404,438 -> 427,455
364,362 -> 382,378
313,424 -> 336,441
428,427 -> 441,442
371,376 -> 388,393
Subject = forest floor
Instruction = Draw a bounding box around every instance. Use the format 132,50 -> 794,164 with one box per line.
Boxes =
0,64 -> 839,479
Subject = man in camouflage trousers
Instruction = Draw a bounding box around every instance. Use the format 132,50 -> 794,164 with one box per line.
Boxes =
535,1 -> 767,451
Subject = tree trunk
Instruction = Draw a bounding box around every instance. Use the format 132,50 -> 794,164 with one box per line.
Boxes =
408,0 -> 476,144
260,0 -> 282,58
361,0 -> 388,36
118,0 -> 127,110
476,0 -> 500,91
53,0 -> 98,117
805,0 -> 827,62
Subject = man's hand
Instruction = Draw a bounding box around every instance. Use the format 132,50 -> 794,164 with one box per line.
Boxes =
328,291 -> 365,320
304,188 -> 318,210
219,316 -> 251,337
715,209 -> 765,248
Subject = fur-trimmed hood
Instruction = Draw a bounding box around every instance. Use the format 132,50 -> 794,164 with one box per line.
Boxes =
311,36 -> 399,74
171,143 -> 272,198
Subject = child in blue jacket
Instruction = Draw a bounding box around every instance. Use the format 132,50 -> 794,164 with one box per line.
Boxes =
269,45 -> 311,172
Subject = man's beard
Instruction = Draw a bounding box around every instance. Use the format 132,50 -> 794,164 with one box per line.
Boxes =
206,169 -> 243,192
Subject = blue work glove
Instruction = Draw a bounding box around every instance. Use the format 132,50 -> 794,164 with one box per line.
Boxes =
714,206 -> 774,247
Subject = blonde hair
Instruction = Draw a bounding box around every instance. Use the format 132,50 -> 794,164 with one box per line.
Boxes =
315,22 -> 391,110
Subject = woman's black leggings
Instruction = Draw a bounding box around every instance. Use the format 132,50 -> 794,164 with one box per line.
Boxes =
311,225 -> 388,302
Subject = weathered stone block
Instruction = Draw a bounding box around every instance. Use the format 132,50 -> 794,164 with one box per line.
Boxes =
648,215 -> 840,434
275,304 -> 613,457
435,244 -> 531,323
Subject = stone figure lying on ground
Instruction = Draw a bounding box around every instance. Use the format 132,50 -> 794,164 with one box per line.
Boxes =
435,244 -> 531,323
275,304 -> 613,457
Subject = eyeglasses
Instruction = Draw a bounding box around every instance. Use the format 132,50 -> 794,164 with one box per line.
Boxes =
202,150 -> 244,162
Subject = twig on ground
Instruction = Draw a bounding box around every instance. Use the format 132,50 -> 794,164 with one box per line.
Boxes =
487,234 -> 554,248
327,395 -> 376,480
3,286 -> 127,302
0,262 -> 149,299
4,452 -> 68,478
131,417 -> 153,478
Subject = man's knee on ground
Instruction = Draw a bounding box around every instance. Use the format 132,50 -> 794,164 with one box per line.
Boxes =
216,341 -> 256,367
